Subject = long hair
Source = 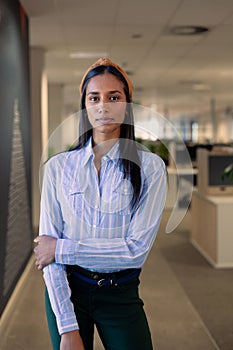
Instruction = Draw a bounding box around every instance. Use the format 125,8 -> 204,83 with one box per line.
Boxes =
70,65 -> 141,206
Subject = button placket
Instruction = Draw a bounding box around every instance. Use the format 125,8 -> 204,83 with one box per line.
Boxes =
90,170 -> 100,234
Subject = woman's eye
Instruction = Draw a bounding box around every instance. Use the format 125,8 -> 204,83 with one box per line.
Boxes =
109,95 -> 119,101
89,96 -> 99,102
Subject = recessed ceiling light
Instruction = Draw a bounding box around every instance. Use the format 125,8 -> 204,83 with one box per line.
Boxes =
169,25 -> 209,36
225,106 -> 233,115
131,33 -> 143,39
126,70 -> 133,76
70,52 -> 108,59
179,79 -> 203,85
134,87 -> 143,92
73,71 -> 83,76
192,83 -> 211,91
121,62 -> 128,68
221,70 -> 233,77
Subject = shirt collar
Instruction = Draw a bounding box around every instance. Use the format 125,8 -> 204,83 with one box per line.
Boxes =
81,137 -> 94,168
81,137 -> 120,168
105,139 -> 120,163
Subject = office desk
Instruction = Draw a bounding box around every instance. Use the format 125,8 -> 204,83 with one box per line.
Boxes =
191,191 -> 233,268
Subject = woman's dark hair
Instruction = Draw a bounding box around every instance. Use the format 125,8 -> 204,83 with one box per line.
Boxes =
70,65 -> 141,206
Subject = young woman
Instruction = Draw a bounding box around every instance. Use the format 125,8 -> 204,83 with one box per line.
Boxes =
34,57 -> 167,350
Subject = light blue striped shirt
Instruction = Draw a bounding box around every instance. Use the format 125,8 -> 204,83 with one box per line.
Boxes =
39,137 -> 167,334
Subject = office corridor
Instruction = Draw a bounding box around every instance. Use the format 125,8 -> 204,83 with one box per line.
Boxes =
1,211 -> 233,350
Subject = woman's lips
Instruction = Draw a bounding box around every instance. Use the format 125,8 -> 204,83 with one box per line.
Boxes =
96,117 -> 114,124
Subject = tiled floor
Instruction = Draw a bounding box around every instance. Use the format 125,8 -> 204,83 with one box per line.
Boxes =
1,210 -> 232,349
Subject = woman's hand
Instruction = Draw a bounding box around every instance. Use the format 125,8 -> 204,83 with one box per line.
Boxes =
60,330 -> 85,350
34,235 -> 57,270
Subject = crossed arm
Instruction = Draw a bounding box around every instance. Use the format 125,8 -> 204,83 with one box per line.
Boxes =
34,236 -> 85,350
34,235 -> 57,270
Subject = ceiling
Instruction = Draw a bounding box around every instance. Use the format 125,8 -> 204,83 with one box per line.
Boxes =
20,0 -> 233,119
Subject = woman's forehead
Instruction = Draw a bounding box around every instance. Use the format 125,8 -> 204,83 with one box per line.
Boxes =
86,73 -> 124,93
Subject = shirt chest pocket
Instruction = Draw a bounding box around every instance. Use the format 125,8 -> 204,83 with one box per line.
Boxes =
101,181 -> 133,216
64,184 -> 88,215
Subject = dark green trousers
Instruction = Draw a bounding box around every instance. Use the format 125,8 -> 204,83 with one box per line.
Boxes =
45,274 -> 153,350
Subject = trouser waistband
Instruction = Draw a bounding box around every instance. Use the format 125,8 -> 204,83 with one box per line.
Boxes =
66,265 -> 141,287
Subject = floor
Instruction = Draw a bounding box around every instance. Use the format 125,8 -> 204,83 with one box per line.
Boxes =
1,210 -> 233,350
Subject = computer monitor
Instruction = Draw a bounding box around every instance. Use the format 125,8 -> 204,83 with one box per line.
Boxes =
197,148 -> 233,195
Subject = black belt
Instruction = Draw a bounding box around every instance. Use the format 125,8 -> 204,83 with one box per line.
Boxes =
67,265 -> 141,287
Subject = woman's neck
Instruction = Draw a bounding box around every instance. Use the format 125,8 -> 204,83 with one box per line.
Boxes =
92,137 -> 118,159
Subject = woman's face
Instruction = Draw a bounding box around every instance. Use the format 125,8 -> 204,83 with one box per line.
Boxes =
85,72 -> 127,142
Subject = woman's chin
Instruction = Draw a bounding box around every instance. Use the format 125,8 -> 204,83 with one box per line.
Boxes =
93,123 -> 121,139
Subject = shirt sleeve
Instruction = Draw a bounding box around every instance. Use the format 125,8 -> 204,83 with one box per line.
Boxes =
55,156 -> 167,270
39,158 -> 79,335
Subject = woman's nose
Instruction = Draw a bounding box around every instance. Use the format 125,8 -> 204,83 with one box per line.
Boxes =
98,100 -> 110,114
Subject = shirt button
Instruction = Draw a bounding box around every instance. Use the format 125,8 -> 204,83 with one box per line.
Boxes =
94,205 -> 98,209
93,224 -> 97,228
102,156 -> 107,161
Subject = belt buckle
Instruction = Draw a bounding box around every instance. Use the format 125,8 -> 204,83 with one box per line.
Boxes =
97,278 -> 113,287
97,278 -> 105,287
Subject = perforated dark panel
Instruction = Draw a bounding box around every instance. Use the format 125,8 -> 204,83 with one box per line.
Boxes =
3,101 -> 32,297
0,0 -> 32,314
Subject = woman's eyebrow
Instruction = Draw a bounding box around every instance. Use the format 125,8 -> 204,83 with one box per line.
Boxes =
87,91 -> 99,95
108,90 -> 123,94
87,90 -> 123,95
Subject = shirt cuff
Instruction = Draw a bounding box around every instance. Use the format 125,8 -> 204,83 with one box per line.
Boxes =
57,312 -> 79,335
55,238 -> 77,264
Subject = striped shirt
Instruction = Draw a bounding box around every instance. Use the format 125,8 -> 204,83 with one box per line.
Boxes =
39,137 -> 167,334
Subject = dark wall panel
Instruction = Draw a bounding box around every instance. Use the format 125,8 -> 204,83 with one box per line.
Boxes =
0,0 -> 32,314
